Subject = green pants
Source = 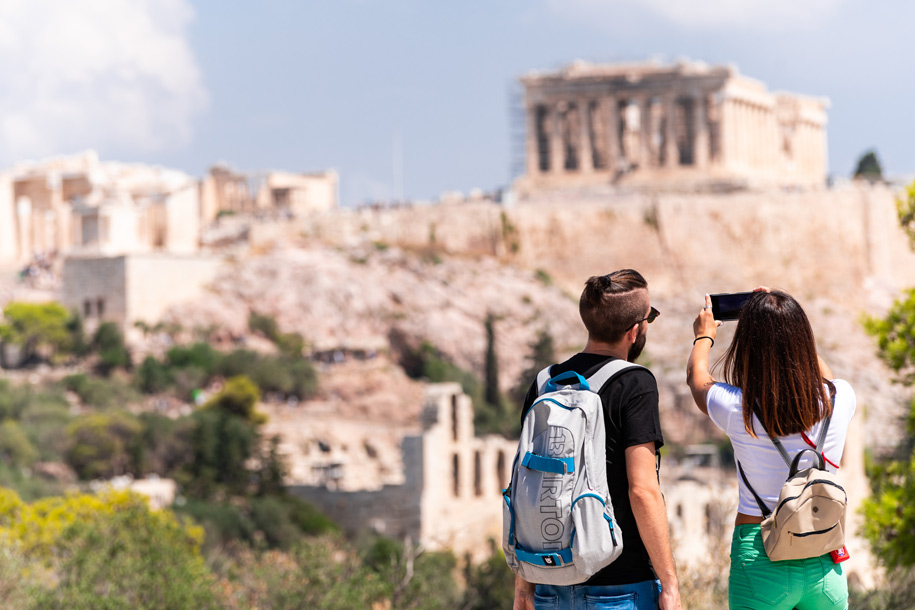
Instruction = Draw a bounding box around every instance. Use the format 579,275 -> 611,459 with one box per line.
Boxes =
728,524 -> 848,609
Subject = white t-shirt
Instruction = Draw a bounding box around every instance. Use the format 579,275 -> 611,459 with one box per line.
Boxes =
706,380 -> 856,516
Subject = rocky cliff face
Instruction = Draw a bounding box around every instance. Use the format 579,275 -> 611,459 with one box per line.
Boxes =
160,185 -> 915,473
211,184 -> 913,453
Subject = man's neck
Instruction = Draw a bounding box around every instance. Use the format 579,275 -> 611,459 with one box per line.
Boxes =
582,338 -> 629,361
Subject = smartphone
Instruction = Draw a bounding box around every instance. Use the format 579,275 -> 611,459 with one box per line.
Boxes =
709,292 -> 754,321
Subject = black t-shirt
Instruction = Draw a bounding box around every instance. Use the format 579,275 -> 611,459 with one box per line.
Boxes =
520,353 -> 664,586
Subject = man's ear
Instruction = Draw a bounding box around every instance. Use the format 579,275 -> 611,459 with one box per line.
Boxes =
625,323 -> 639,344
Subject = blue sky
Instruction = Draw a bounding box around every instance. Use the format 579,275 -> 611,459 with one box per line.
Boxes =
1,0 -> 912,205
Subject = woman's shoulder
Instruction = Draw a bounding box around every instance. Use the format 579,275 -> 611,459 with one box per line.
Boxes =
706,382 -> 744,432
709,381 -> 742,403
828,378 -> 856,422
830,378 -> 854,394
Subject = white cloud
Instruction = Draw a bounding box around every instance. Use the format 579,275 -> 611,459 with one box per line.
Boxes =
547,0 -> 844,31
0,0 -> 208,164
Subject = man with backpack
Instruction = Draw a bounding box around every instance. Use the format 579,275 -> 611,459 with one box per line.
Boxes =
511,269 -> 682,610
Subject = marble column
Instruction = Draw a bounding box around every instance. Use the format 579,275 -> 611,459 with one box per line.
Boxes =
640,97 -> 653,169
664,95 -> 680,168
526,105 -> 541,177
605,96 -> 620,173
550,102 -> 564,175
579,98 -> 594,173
735,101 -> 745,168
693,93 -> 709,169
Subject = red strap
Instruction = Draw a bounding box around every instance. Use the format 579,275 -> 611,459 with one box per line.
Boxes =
801,432 -> 839,468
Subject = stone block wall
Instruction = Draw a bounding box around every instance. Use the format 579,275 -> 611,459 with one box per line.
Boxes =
62,254 -> 221,333
62,255 -> 129,328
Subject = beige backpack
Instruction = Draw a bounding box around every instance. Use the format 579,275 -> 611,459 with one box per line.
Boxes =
738,403 -> 847,561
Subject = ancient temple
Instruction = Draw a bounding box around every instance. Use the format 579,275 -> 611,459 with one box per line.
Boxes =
516,60 -> 829,192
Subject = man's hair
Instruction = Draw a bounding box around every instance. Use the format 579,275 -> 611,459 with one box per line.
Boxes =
579,269 -> 649,344
721,290 -> 834,438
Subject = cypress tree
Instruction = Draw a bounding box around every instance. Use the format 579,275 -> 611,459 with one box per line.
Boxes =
484,314 -> 501,410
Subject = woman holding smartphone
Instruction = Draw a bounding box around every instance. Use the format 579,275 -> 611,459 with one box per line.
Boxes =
685,288 -> 855,609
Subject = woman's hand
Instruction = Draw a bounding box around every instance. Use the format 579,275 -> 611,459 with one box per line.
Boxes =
693,294 -> 721,340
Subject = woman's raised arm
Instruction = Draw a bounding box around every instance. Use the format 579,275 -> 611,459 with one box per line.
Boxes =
686,294 -> 721,415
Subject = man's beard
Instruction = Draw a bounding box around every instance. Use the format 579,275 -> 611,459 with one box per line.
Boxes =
628,327 -> 647,362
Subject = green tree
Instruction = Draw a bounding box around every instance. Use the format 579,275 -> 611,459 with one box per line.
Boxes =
135,355 -> 173,394
853,149 -> 884,182
0,302 -> 73,362
484,314 -> 501,409
186,408 -> 257,497
92,322 -> 131,375
204,375 -> 264,423
897,179 -> 915,248
863,238 -> 915,573
511,328 -> 556,406
864,288 -> 915,384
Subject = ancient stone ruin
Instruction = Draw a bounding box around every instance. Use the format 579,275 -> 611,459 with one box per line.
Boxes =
516,60 -> 829,192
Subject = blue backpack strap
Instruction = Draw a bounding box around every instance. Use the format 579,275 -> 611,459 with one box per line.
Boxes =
544,370 -> 590,393
514,546 -> 574,568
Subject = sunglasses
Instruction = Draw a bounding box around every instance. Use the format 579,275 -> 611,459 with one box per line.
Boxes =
634,306 -> 660,326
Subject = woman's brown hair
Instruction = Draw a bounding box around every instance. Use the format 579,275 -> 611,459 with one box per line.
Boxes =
721,290 -> 834,438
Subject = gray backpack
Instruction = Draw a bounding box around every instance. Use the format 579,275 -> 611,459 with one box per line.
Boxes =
502,360 -> 639,584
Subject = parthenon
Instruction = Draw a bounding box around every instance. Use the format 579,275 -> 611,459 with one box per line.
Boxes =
516,60 -> 829,192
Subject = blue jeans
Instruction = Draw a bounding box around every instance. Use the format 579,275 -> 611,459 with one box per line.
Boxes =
535,580 -> 662,610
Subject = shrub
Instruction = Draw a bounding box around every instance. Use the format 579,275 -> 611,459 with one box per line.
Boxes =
462,545 -> 516,610
65,412 -> 143,479
92,322 -> 131,374
175,499 -> 257,550
216,349 -> 260,379
282,494 -> 338,535
61,373 -> 141,410
166,342 -> 221,377
0,420 -> 39,467
250,495 -> 301,548
135,355 -> 173,394
248,311 -> 279,340
136,412 -> 195,477
0,490 -> 220,609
